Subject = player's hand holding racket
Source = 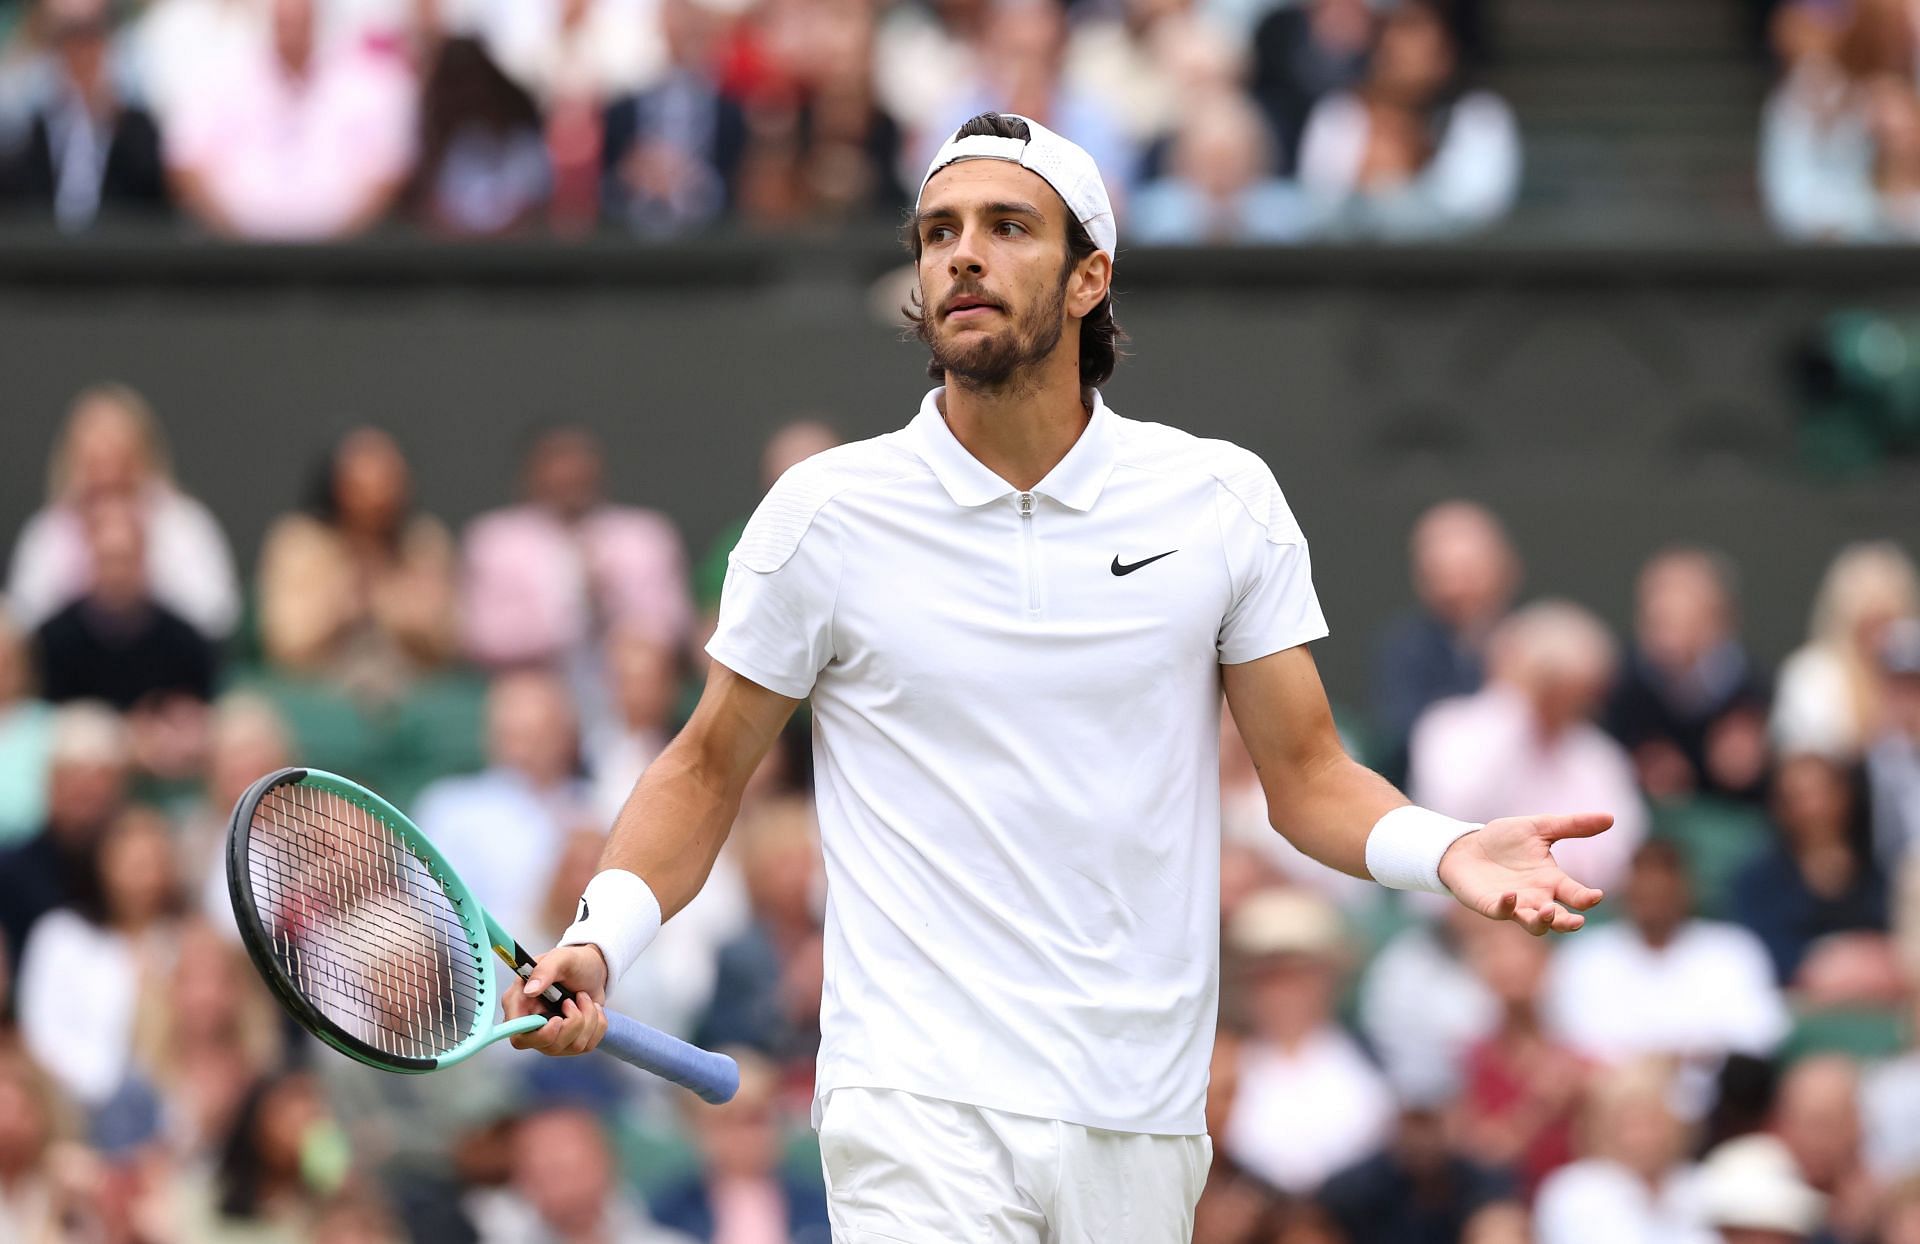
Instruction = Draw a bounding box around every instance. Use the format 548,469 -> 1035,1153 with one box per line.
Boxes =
501,943 -> 615,1056
226,766 -> 737,1102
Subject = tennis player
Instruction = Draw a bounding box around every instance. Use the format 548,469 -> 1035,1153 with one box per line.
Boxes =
508,112 -> 1612,1241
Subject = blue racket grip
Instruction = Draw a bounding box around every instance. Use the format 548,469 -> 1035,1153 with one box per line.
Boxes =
600,1009 -> 739,1104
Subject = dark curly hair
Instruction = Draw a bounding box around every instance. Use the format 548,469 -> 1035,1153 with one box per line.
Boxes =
902,113 -> 1125,388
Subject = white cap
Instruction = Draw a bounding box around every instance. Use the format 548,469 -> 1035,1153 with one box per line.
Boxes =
918,114 -> 1117,257
1696,1135 -> 1827,1237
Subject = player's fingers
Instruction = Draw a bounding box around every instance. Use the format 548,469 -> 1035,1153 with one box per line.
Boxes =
510,1015 -> 566,1052
1548,905 -> 1587,933
1485,891 -> 1518,921
1554,873 -> 1605,911
567,994 -> 605,1055
1515,904 -> 1555,937
1534,813 -> 1614,842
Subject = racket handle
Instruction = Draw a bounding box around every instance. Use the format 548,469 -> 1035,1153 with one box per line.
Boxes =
600,1010 -> 740,1105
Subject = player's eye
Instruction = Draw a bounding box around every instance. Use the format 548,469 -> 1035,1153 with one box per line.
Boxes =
926,225 -> 956,244
996,220 -> 1027,236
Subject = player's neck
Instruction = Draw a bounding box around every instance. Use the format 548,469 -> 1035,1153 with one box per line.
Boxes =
939,359 -> 1091,492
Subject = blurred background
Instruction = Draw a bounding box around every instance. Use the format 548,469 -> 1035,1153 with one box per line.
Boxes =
2,0 -> 1920,1240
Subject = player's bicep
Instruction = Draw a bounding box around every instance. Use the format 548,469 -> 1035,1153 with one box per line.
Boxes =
1221,644 -> 1348,794
677,659 -> 804,794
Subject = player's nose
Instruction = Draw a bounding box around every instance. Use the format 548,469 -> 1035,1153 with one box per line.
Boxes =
947,225 -> 987,277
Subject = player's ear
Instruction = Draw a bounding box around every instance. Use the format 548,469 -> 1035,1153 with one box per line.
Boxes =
1067,250 -> 1111,320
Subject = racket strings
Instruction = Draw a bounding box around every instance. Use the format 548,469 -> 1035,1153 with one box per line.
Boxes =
246,784 -> 486,1061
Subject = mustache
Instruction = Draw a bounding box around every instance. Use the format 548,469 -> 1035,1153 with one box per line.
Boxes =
939,285 -> 1006,317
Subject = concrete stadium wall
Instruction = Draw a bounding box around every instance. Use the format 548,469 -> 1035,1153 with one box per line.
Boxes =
3,237 -> 1917,708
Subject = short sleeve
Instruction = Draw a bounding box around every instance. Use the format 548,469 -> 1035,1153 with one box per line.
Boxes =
704,508 -> 840,700
1215,466 -> 1329,665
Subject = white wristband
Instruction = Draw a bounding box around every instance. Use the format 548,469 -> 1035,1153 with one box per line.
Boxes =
559,869 -> 662,985
1365,805 -> 1482,895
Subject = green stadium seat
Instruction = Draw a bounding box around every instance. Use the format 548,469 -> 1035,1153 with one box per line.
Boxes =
1649,796 -> 1772,920
1779,1006 -> 1911,1064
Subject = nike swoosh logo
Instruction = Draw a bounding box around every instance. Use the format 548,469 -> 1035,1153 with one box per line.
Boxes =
1111,550 -> 1178,576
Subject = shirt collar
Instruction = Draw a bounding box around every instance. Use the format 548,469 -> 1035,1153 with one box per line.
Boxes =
908,386 -> 1118,512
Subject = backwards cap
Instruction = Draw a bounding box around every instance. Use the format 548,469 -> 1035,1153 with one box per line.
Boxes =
917,114 -> 1116,257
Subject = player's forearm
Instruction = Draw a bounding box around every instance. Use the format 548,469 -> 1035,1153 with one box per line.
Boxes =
599,737 -> 745,921
1263,751 -> 1410,880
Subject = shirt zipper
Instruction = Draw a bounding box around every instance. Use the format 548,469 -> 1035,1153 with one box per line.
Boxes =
1018,491 -> 1039,615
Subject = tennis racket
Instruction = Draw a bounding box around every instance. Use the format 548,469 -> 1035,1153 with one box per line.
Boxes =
225,766 -> 738,1104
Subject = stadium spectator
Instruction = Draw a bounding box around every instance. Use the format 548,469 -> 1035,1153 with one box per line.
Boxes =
1357,904 -> 1498,1102
650,1051 -> 832,1242
1695,1134 -> 1827,1244
1542,841 -> 1789,1080
178,693 -> 294,920
1371,500 -> 1519,786
462,422 -> 692,677
0,612 -> 53,848
168,1069 -> 364,1241
872,0 -> 988,146
1868,618 -> 1920,870
130,920 -> 282,1162
918,0 -> 1134,200
405,36 -> 550,237
1760,0 -> 1920,241
736,0 -> 908,227
1068,0 -> 1242,159
1131,88 -> 1316,243
32,497 -> 216,711
697,795 -> 824,1069
1862,990 -> 1920,1185
1410,599 -> 1648,895
0,0 -> 170,231
1759,0 -> 1874,240
1731,753 -> 1888,984
484,0 -> 663,110
1532,1059 -> 1707,1244
1773,1056 -> 1878,1244
1455,920 -> 1586,1198
6,382 -> 240,641
588,625 -> 683,823
0,1045 -> 109,1240
1249,0 -> 1374,170
470,1105 -> 696,1243
597,0 -> 745,236
258,426 -> 458,700
0,701 -> 129,983
1317,1089 -> 1511,1244
1297,0 -> 1520,239
17,804 -> 181,1107
1607,547 -> 1772,805
164,0 -> 417,239
414,669 -> 594,938
1772,540 -> 1920,759
1220,888 -> 1395,1195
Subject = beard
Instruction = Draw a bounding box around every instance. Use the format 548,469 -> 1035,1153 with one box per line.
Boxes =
915,267 -> 1068,396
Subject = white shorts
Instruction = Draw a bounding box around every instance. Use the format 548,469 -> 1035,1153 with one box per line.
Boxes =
817,1087 -> 1212,1243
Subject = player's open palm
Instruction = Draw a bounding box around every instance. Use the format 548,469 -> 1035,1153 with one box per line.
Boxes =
1436,812 -> 1612,937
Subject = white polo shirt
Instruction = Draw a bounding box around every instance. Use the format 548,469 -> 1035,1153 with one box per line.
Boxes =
707,387 -> 1328,1135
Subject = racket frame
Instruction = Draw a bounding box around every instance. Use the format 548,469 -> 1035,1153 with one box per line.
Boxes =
227,766 -> 549,1074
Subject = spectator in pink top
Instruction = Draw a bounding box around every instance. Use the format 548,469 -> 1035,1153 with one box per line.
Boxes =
163,0 -> 417,239
1410,599 -> 1648,895
6,382 -> 239,641
461,423 -> 693,672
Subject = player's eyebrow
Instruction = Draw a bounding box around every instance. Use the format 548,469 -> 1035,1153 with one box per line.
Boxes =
914,200 -> 1048,231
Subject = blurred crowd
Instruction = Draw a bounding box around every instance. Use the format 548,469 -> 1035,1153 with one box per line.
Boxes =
0,0 -> 1520,244
1761,0 -> 1920,241
2,380 -> 1920,1244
